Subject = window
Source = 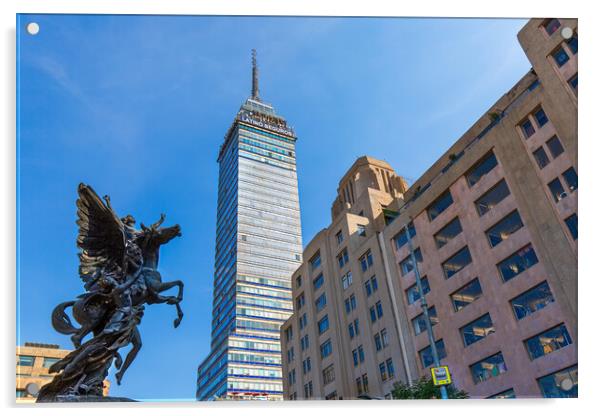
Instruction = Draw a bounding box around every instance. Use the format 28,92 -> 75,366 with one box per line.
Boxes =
315,293 -> 327,312
470,352 -> 507,384
345,294 -> 357,314
533,108 -> 549,128
379,362 -> 387,381
336,230 -> 343,244
357,224 -> 367,237
451,278 -> 483,312
412,306 -> 438,335
288,369 -> 296,385
562,167 -> 578,192
313,273 -> 324,290
287,347 -> 295,363
461,313 -> 495,346
296,276 -> 302,288
342,271 -> 353,289
511,281 -> 555,320
374,333 -> 382,351
381,329 -> 389,347
487,389 -> 516,399
386,358 -> 395,379
442,246 -> 472,279
567,35 -> 578,54
358,345 -> 365,362
364,275 -> 378,297
475,180 -> 510,216
406,277 -> 430,304
525,324 -> 572,360
565,214 -> 578,240
323,364 -> 335,385
548,178 -> 567,202
546,135 -> 565,158
520,118 -> 535,138
362,373 -> 369,393
309,252 -> 321,271
486,210 -> 524,247
498,244 -> 539,282
285,326 -> 293,342
393,222 -> 416,250
419,339 -> 447,368
304,381 -> 313,398
400,248 -> 423,276
465,151 -> 498,187
353,349 -> 359,367
359,250 -> 373,272
568,74 -> 578,93
296,293 -> 305,309
325,391 -> 337,400
370,306 -> 376,322
42,357 -> 60,368
434,217 -> 463,249
301,334 -> 309,351
427,190 -> 454,221
337,248 -> 349,268
318,315 -> 330,334
320,339 -> 332,359
352,345 -> 366,366
356,377 -> 363,395
17,355 -> 35,366
538,365 -> 578,398
553,46 -> 570,67
543,18 -> 561,35
533,146 -> 550,169
376,301 -> 383,318
348,319 -> 359,339
299,313 -> 307,330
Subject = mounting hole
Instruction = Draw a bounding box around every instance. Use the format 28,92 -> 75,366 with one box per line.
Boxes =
26,22 -> 40,35
561,27 -> 573,40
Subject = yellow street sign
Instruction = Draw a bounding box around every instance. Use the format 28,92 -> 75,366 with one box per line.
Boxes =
431,366 -> 452,386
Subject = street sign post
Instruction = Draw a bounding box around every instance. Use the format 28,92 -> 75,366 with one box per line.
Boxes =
431,366 -> 452,387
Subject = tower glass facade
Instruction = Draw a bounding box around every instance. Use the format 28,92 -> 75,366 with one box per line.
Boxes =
196,71 -> 302,400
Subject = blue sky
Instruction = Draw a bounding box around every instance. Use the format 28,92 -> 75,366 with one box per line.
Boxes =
16,14 -> 530,400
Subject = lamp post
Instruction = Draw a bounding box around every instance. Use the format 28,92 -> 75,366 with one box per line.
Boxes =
403,221 -> 449,400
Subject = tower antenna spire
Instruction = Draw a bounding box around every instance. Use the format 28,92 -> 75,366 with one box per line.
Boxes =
251,49 -> 260,101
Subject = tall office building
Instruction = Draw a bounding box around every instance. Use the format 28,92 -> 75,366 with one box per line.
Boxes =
197,51 -> 303,401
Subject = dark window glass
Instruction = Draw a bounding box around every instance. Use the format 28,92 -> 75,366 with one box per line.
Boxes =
451,278 -> 483,312
310,252 -> 321,271
534,108 -> 549,128
553,47 -> 570,67
543,18 -> 561,35
511,281 -> 555,320
475,180 -> 511,216
538,365 -> 578,398
548,178 -> 567,202
521,119 -> 535,138
487,389 -> 516,399
320,340 -> 332,359
400,248 -> 423,276
562,167 -> 578,192
567,36 -> 578,54
315,293 -> 327,312
393,222 -> 416,250
486,210 -> 524,247
406,277 -> 430,304
442,246 -> 472,279
434,217 -> 463,248
525,324 -> 572,360
569,74 -> 578,92
533,147 -> 550,169
412,306 -> 438,335
497,244 -> 539,282
336,230 -> 343,244
470,353 -> 507,384
17,355 -> 35,366
318,315 -> 329,334
565,214 -> 578,240
465,151 -> 498,187
528,79 -> 540,91
419,339 -> 446,368
461,313 -> 495,346
427,190 -> 454,221
546,135 -> 565,158
313,273 -> 324,290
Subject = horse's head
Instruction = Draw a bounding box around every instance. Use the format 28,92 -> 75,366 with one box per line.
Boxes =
139,214 -> 182,248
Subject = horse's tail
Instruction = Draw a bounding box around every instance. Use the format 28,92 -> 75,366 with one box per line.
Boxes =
51,301 -> 79,335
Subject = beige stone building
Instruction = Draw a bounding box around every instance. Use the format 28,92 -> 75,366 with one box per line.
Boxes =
16,342 -> 111,402
281,17 -> 577,400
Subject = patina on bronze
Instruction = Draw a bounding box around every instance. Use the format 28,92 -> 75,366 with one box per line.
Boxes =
36,183 -> 184,402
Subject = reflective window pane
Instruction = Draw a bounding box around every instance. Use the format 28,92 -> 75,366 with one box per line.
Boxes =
427,190 -> 453,221
562,167 -> 578,192
470,352 -> 507,384
534,108 -> 549,128
393,222 -> 416,250
533,146 -> 550,169
547,178 -> 567,202
486,210 -> 524,247
497,244 -> 539,282
412,306 -> 438,335
543,18 -> 561,35
465,151 -> 498,187
419,339 -> 446,368
567,36 -> 578,54
451,278 -> 483,312
406,277 -> 430,304
487,389 -> 516,399
565,214 -> 578,240
511,281 -> 555,320
521,119 -> 535,138
434,217 -> 463,249
538,365 -> 578,398
461,313 -> 495,346
442,246 -> 472,279
475,180 -> 511,216
525,324 -> 572,360
546,135 -> 565,158
553,47 -> 570,67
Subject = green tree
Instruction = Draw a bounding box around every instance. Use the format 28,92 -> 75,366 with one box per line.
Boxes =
391,376 -> 469,399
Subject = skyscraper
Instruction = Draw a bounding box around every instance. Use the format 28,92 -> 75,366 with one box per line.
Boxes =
196,51 -> 303,401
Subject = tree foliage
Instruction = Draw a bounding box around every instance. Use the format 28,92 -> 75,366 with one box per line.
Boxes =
391,376 -> 469,400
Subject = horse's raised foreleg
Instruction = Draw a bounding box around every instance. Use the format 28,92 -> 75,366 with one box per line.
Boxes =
115,327 -> 141,386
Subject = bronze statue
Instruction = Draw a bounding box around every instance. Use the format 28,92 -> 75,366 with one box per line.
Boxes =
37,183 -> 184,402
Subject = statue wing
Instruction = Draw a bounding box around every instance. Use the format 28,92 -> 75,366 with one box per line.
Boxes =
76,183 -> 127,290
